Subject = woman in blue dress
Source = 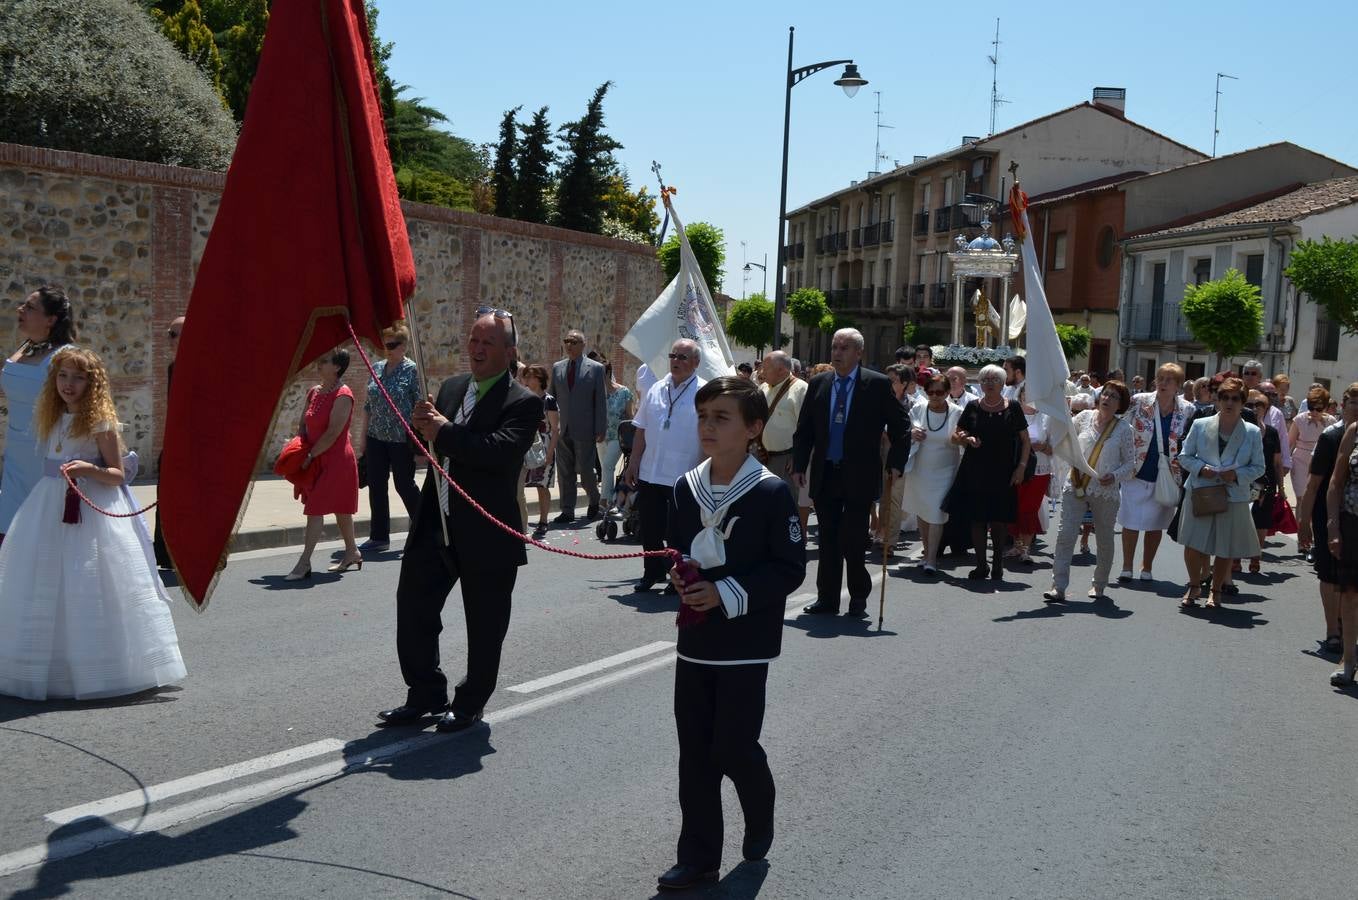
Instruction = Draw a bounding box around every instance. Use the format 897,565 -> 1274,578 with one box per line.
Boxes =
0,286 -> 78,545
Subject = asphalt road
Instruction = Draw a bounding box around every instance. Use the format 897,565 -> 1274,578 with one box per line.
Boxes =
1,510 -> 1355,900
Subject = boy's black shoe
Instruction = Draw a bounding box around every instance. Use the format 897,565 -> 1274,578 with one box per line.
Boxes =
742,827 -> 773,861
657,864 -> 718,890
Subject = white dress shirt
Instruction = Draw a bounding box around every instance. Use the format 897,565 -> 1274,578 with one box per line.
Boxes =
633,373 -> 706,487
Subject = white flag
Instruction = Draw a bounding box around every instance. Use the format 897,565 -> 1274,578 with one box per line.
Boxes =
1011,184 -> 1096,478
622,194 -> 735,382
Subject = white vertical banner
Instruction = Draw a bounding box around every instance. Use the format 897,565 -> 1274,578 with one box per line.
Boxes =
1011,183 -> 1096,478
622,192 -> 735,382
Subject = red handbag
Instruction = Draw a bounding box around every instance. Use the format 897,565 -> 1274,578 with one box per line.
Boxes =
274,435 -> 319,500
1269,494 -> 1298,535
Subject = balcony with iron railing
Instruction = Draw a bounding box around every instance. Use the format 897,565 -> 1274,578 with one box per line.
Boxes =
852,228 -> 862,249
876,284 -> 891,306
880,220 -> 894,243
835,232 -> 849,253
1125,301 -> 1196,343
933,206 -> 952,233
914,211 -> 930,236
829,287 -> 850,308
930,282 -> 951,309
908,284 -> 926,308
863,223 -> 880,246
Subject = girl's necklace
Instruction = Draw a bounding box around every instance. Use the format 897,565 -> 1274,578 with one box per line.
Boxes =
925,406 -> 948,431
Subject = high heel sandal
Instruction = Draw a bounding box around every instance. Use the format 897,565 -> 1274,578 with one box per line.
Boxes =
1179,586 -> 1201,608
284,566 -> 312,582
1204,589 -> 1222,609
328,556 -> 363,574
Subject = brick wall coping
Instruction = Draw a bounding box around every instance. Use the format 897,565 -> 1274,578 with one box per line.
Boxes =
0,141 -> 658,257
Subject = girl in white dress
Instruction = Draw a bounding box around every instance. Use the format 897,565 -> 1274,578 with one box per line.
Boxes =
0,348 -> 185,700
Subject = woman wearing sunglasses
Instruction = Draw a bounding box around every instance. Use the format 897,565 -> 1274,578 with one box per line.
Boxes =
357,324 -> 423,553
1175,377 -> 1265,609
900,375 -> 963,574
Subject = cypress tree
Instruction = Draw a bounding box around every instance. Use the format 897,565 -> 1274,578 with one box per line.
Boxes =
513,106 -> 554,224
554,81 -> 622,233
491,106 -> 520,219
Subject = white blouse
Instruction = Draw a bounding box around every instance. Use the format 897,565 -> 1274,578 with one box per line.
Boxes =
1068,409 -> 1136,499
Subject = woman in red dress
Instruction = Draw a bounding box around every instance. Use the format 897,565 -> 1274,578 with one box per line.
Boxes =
285,349 -> 362,580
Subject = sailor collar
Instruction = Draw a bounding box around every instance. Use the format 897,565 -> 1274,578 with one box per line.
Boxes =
684,454 -> 778,569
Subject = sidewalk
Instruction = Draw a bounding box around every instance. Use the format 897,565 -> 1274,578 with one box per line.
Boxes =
129,472 -> 570,553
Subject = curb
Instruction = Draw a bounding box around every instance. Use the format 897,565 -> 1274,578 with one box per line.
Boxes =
228,496 -> 553,554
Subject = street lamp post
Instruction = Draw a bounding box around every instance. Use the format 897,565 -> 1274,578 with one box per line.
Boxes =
744,254 -> 768,297
772,25 -> 866,350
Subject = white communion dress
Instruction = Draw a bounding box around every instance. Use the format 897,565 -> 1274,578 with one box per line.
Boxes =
0,414 -> 185,700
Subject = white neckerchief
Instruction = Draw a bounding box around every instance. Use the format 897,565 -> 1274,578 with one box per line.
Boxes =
683,454 -> 776,569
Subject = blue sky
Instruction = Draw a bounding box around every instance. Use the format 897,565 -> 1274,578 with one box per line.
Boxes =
373,0 -> 1358,296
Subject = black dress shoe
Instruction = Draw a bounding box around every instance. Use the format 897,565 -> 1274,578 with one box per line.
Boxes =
552,511 -> 576,524
657,863 -> 718,890
636,576 -> 660,592
377,702 -> 446,726
585,503 -> 600,519
743,827 -> 774,861
434,709 -> 484,733
802,601 -> 840,615
663,583 -> 678,595
845,605 -> 869,619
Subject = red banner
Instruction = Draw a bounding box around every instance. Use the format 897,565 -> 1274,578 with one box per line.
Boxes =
160,0 -> 416,609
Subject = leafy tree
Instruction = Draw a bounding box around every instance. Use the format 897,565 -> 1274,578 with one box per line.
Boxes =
215,0 -> 268,120
153,0 -> 224,100
1286,236 -> 1358,334
599,216 -> 652,245
658,222 -> 726,295
395,165 -> 473,210
601,170 -> 659,243
491,106 -> 520,219
364,0 -> 396,122
902,321 -> 945,348
513,106 -> 555,224
820,310 -> 856,332
0,0 -> 238,169
1054,323 -> 1092,360
1181,268 -> 1264,368
554,81 -> 622,233
726,294 -> 776,354
787,288 -> 830,331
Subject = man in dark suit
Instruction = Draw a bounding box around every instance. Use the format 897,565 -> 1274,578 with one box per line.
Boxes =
550,329 -> 607,523
793,328 -> 909,617
377,310 -> 543,733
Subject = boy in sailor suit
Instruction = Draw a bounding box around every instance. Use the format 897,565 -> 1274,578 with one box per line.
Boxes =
656,377 -> 807,891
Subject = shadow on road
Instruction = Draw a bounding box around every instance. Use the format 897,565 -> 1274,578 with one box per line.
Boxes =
0,686 -> 180,724
1178,605 -> 1269,628
646,859 -> 770,899
786,614 -> 898,639
7,728 -> 495,898
610,590 -> 679,616
993,594 -> 1133,622
248,572 -> 345,591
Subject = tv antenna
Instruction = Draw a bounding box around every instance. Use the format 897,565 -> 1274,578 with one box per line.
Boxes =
987,18 -> 1010,135
872,91 -> 894,175
1212,72 -> 1238,157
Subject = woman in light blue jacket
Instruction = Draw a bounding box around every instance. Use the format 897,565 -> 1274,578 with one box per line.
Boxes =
1175,377 -> 1265,608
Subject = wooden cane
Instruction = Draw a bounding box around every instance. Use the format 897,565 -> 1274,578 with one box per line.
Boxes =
879,471 -> 895,631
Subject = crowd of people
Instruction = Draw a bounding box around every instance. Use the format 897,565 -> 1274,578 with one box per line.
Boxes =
5,287 -> 1358,890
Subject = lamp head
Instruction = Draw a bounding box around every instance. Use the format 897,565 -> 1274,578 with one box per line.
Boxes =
834,64 -> 867,98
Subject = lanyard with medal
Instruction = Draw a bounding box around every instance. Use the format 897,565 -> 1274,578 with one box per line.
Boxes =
664,376 -> 695,430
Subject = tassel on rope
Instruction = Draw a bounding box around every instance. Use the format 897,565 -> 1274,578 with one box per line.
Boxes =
62,483 -> 82,524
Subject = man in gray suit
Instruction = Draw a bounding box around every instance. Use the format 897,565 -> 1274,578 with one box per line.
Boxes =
551,329 -> 607,522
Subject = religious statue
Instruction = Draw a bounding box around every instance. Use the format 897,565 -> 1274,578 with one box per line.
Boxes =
972,288 -> 994,348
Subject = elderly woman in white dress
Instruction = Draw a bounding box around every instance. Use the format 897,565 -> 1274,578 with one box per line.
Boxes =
900,374 -> 963,575
1118,362 -> 1195,582
1175,377 -> 1265,609
1043,381 -> 1136,603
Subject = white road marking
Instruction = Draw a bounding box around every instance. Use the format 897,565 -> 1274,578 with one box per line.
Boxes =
44,738 -> 345,825
0,653 -> 676,879
506,640 -> 674,693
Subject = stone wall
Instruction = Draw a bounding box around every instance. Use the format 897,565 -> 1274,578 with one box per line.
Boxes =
0,142 -> 663,473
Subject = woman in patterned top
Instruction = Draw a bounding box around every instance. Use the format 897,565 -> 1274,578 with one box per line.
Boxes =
357,324 -> 423,552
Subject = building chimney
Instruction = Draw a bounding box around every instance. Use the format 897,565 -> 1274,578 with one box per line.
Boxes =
1092,86 -> 1126,117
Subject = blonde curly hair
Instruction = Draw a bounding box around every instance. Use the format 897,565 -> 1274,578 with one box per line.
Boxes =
34,347 -> 122,449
